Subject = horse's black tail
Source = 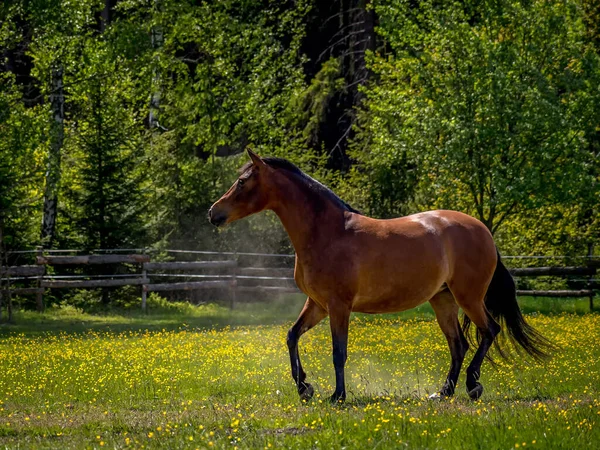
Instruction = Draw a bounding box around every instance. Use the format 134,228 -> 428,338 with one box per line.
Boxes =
462,250 -> 555,361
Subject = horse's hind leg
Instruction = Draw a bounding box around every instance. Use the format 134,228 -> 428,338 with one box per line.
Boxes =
463,309 -> 500,400
452,290 -> 501,400
429,289 -> 469,399
287,297 -> 328,401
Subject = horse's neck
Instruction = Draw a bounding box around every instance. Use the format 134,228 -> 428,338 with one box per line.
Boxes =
270,174 -> 346,260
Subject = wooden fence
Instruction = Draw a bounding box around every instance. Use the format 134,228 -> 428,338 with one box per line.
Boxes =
0,250 -> 598,320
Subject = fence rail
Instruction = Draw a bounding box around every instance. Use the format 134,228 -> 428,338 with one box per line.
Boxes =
144,261 -> 237,271
36,254 -> 150,265
144,280 -> 234,292
509,267 -> 596,276
1,250 -> 598,320
0,265 -> 45,277
40,278 -> 150,289
516,289 -> 594,297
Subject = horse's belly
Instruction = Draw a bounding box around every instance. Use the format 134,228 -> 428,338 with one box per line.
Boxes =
352,296 -> 428,314
351,287 -> 433,314
351,269 -> 446,314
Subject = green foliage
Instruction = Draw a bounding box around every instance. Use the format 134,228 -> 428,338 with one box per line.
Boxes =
496,203 -> 600,257
0,70 -> 46,250
130,0 -> 316,249
1,0 -> 599,273
293,57 -> 346,146
58,38 -> 148,249
357,0 -> 600,235
154,0 -> 310,149
1,0 -> 319,254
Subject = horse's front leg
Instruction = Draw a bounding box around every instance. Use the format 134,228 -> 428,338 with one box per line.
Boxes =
328,300 -> 351,404
287,297 -> 327,401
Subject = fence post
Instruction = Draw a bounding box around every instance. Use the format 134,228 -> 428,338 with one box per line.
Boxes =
588,244 -> 595,312
230,252 -> 237,309
141,250 -> 148,313
6,289 -> 12,323
35,246 -> 45,312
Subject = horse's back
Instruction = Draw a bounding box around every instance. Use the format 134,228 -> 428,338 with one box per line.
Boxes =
349,209 -> 494,256
403,210 -> 496,267
347,210 -> 497,313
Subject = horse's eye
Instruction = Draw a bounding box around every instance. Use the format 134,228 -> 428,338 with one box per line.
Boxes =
238,179 -> 245,188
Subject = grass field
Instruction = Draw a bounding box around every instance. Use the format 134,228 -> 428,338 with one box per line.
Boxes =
0,296 -> 598,449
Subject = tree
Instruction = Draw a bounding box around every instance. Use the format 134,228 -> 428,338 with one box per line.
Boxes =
139,0 -> 315,249
359,0 -> 600,233
299,0 -> 377,169
53,2 -> 149,252
40,64 -> 64,247
0,1 -> 50,253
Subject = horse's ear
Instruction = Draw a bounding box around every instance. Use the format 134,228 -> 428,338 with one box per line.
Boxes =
247,148 -> 266,168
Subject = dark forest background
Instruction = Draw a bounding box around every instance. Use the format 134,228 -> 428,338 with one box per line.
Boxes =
1,0 -> 599,260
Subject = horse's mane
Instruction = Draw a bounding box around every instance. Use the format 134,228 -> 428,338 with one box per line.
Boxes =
240,157 -> 361,215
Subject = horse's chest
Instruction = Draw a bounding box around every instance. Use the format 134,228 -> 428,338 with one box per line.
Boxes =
294,266 -> 319,297
294,260 -> 349,309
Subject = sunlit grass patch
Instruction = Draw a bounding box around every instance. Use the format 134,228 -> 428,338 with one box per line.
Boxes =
0,305 -> 598,449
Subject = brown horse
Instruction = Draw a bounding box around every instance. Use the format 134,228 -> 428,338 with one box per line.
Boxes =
209,149 -> 551,403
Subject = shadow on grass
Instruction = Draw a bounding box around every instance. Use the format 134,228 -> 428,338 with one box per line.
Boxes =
0,295 -> 309,337
343,387 -> 566,408
0,294 -> 595,337
0,301 -> 439,337
344,392 -> 424,408
517,295 -> 596,315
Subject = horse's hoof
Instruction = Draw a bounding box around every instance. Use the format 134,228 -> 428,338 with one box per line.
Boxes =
467,383 -> 484,400
428,392 -> 443,401
429,386 -> 454,400
328,393 -> 346,405
299,383 -> 314,402
428,392 -> 448,401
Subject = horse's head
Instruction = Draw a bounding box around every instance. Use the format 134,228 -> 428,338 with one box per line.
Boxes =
208,149 -> 272,227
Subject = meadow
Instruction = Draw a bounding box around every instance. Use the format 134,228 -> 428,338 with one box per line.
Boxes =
0,296 -> 598,449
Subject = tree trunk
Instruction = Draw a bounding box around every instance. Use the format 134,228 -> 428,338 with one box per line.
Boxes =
0,213 -> 5,321
99,0 -> 116,305
149,0 -> 163,129
99,0 -> 115,32
40,64 -> 64,247
301,0 -> 378,169
0,214 -> 13,323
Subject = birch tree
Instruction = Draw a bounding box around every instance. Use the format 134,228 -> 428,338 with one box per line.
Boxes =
40,64 -> 64,246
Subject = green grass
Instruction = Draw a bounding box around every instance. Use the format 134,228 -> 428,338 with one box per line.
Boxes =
0,296 -> 598,449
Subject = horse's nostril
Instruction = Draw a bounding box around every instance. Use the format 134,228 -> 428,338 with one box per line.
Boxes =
208,207 -> 226,226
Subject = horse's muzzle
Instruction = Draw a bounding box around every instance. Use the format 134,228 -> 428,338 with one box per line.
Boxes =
208,207 -> 227,227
